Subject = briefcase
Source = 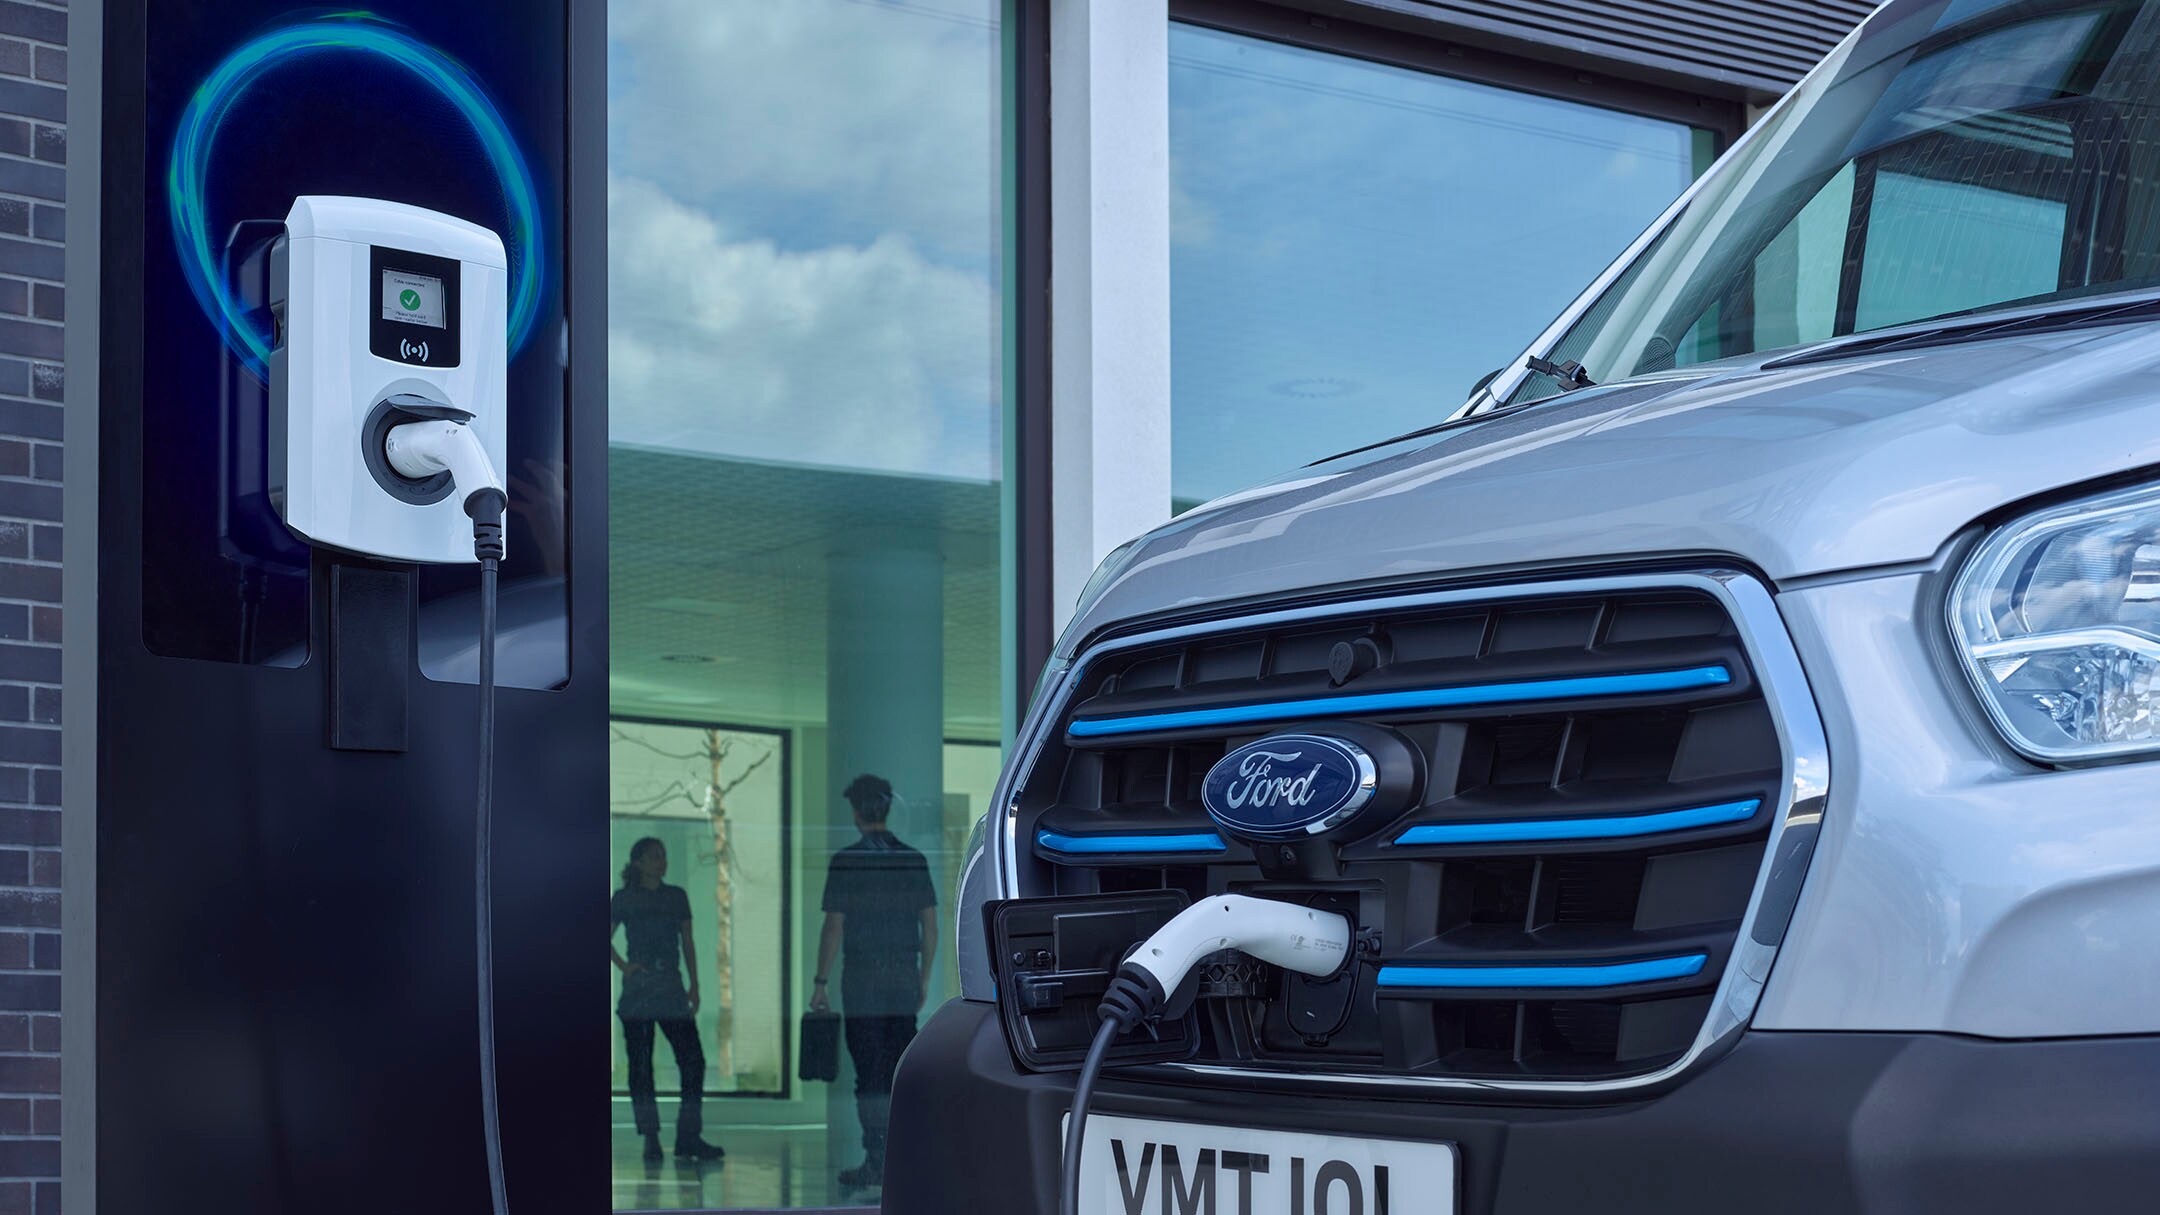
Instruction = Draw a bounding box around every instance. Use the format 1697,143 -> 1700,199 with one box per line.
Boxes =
798,1009 -> 842,1083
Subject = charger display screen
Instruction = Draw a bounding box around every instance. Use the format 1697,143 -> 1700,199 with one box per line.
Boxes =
368,246 -> 461,367
381,268 -> 446,329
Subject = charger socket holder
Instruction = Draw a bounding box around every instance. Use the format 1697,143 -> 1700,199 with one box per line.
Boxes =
988,891 -> 1201,1073
361,395 -> 467,505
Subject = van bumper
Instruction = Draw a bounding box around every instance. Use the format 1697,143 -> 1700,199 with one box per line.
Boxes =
882,1000 -> 2160,1214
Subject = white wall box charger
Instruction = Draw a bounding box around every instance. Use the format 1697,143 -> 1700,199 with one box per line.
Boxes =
270,195 -> 509,564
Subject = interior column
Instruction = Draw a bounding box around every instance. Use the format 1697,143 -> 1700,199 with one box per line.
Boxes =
821,533 -> 945,1175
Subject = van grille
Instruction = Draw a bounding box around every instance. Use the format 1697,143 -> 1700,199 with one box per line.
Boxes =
1006,577 -> 1808,1086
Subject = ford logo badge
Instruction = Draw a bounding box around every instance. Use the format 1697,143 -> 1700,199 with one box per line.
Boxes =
1201,733 -> 1378,840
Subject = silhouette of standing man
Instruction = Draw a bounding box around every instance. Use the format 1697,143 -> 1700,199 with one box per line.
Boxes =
811,773 -> 938,1190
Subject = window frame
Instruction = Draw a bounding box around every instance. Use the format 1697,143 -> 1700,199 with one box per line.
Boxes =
1168,0 -> 1746,148
607,715 -> 797,1102
1009,0 -> 1055,732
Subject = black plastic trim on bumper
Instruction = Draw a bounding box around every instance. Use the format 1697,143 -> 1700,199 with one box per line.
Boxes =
882,1000 -> 2160,1215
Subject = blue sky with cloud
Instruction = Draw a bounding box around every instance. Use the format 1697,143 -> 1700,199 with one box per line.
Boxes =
606,0 -> 1003,481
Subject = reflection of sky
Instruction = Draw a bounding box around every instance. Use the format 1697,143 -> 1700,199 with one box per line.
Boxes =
606,0 -> 1002,480
1170,24 -> 1699,506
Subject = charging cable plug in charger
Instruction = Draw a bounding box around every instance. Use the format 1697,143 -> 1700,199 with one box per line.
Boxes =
1062,895 -> 1353,1215
383,414 -> 506,568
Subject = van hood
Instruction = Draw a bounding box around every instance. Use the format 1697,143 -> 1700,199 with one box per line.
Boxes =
1068,324 -> 2160,647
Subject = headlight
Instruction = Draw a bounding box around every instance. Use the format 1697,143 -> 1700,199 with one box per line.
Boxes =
1950,481 -> 2160,762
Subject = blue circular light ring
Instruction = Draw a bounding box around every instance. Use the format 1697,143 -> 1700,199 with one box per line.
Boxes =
168,16 -> 545,376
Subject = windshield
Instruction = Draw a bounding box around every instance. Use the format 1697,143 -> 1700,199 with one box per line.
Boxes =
1511,0 -> 2160,403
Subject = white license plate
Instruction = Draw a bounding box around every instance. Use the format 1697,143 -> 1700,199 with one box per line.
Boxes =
1070,1112 -> 1457,1215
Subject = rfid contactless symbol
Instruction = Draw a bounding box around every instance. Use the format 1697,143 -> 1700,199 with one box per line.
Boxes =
167,13 -> 546,378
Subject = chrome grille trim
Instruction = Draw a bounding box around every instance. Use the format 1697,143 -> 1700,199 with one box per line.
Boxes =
990,569 -> 1829,1096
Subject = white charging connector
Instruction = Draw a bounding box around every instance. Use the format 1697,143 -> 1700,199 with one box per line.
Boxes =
381,411 -> 507,570
1062,895 -> 1354,1215
1120,893 -> 1351,1005
384,416 -> 506,516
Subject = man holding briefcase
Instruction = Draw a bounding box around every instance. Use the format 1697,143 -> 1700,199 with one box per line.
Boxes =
810,773 -> 939,1191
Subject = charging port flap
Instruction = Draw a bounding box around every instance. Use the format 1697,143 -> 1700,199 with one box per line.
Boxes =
988,891 -> 1201,1072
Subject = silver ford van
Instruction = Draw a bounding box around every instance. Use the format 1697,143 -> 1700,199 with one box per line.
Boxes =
887,0 -> 2160,1209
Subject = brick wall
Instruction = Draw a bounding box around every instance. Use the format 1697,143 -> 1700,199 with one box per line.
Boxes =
0,1 -> 63,1212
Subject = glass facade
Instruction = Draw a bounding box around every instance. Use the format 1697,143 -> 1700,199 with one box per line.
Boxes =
605,0 -> 1007,1207
1167,23 -> 1712,511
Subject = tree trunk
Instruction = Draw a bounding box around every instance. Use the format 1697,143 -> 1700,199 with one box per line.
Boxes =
704,730 -> 736,1084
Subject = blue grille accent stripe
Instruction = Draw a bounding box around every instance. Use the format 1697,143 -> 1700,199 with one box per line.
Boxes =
1392,799 -> 1761,846
1066,665 -> 1732,739
1377,953 -> 1707,990
1036,830 -> 1227,855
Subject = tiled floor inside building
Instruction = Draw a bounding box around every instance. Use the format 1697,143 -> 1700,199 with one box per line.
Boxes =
611,1099 -> 876,1213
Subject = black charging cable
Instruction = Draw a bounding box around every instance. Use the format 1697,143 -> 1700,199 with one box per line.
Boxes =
1061,1019 -> 1121,1215
468,487 -> 510,1215
1061,966 -> 1164,1215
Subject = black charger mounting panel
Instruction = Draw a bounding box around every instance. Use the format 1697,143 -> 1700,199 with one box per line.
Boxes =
986,890 -> 1200,1073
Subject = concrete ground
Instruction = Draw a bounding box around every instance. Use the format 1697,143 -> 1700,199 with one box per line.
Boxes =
611,1098 -> 878,1213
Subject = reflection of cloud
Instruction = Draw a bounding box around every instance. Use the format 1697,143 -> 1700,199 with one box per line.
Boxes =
608,175 -> 997,480
1171,174 -> 1217,248
1165,23 -> 1693,504
608,0 -> 998,264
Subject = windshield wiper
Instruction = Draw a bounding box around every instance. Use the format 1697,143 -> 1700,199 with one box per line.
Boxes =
1305,355 -> 1593,466
1305,398 -> 1550,467
1525,355 -> 1597,392
1302,353 -> 1604,468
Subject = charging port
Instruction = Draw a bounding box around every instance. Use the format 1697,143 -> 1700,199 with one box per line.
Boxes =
1282,890 -> 1366,1044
